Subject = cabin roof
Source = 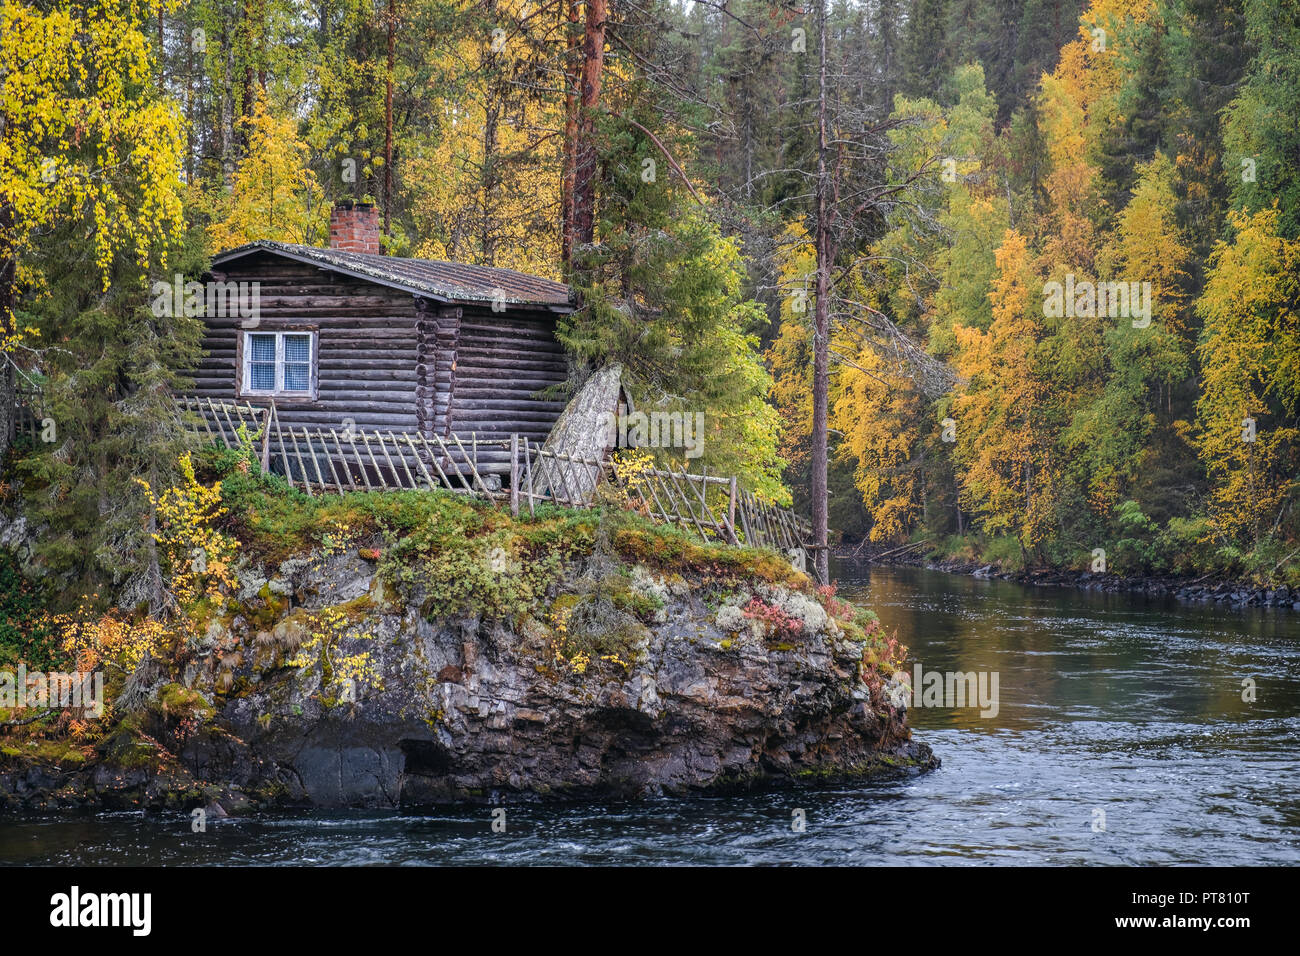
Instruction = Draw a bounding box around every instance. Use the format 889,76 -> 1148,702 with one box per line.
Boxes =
212,240 -> 573,312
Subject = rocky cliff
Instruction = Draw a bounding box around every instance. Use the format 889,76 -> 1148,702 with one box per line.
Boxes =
1,473 -> 935,812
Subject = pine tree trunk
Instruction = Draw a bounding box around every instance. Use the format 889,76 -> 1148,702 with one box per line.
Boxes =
572,0 -> 607,253
811,0 -> 830,586
561,0 -> 582,272
482,102 -> 499,265
384,0 -> 395,245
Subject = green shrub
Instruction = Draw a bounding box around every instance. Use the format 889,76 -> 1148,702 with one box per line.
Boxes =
982,535 -> 1025,572
0,548 -> 65,670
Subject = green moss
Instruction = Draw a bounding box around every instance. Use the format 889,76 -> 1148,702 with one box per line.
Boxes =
611,525 -> 808,588
242,583 -> 289,631
99,724 -> 163,772
157,682 -> 215,720
550,592 -> 582,617
337,592 -> 376,622
0,737 -> 93,767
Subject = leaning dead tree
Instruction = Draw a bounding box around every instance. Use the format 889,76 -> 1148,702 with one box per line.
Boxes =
832,298 -> 961,400
534,362 -> 625,503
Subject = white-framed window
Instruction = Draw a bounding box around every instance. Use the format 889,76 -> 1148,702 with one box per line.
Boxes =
241,330 -> 316,396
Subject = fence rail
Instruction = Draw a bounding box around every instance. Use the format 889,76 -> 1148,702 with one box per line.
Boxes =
178,397 -> 811,556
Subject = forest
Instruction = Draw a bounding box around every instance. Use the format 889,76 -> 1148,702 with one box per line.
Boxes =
2,0 -> 1299,632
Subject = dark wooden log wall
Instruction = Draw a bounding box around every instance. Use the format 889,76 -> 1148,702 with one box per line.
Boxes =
444,306 -> 569,471
184,252 -> 422,435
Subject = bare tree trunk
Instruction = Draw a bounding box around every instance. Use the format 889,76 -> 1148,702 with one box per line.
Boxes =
811,0 -> 830,585
157,6 -> 165,89
572,0 -> 607,253
220,15 -> 234,189
482,102 -> 499,265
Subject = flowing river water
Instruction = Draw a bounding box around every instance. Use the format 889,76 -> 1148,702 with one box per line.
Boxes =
3,564 -> 1298,865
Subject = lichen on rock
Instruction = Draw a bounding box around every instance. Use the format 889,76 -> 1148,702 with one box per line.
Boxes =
0,452 -> 936,812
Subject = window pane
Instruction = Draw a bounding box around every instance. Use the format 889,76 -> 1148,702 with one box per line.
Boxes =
284,363 -> 310,391
249,333 -> 276,362
250,362 -> 276,390
284,334 -> 310,364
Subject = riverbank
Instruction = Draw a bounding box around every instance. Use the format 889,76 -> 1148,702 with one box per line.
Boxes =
834,544 -> 1299,611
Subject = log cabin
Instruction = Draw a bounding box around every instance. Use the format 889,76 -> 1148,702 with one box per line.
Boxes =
180,201 -> 574,482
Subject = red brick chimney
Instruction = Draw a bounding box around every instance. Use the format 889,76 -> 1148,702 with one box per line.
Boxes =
329,200 -> 381,254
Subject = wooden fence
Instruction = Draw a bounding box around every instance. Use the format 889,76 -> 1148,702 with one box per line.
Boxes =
178,397 -> 810,555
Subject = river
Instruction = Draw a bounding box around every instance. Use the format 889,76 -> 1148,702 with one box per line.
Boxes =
3,564 -> 1297,865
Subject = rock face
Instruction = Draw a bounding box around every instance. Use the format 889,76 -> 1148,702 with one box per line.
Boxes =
1,550 -> 936,812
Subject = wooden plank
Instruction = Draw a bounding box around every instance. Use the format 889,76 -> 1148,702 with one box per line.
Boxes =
510,434 -> 520,517
290,426 -> 314,496
259,405 -> 273,472
401,432 -> 437,490
328,429 -> 357,492
524,437 -> 535,518
320,429 -> 346,494
388,431 -> 418,489
346,431 -> 372,490
303,428 -> 327,493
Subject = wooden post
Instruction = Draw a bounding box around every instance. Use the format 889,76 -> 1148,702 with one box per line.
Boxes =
321,429 -> 346,495
343,431 -> 370,490
401,432 -> 437,489
421,436 -> 456,490
524,437 -> 536,518
273,405 -> 294,490
727,476 -> 739,545
388,431 -> 418,489
290,427 -> 313,496
375,430 -> 401,488
362,431 -> 385,488
328,429 -> 357,491
303,428 -> 327,492
510,434 -> 520,517
259,404 -> 273,473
